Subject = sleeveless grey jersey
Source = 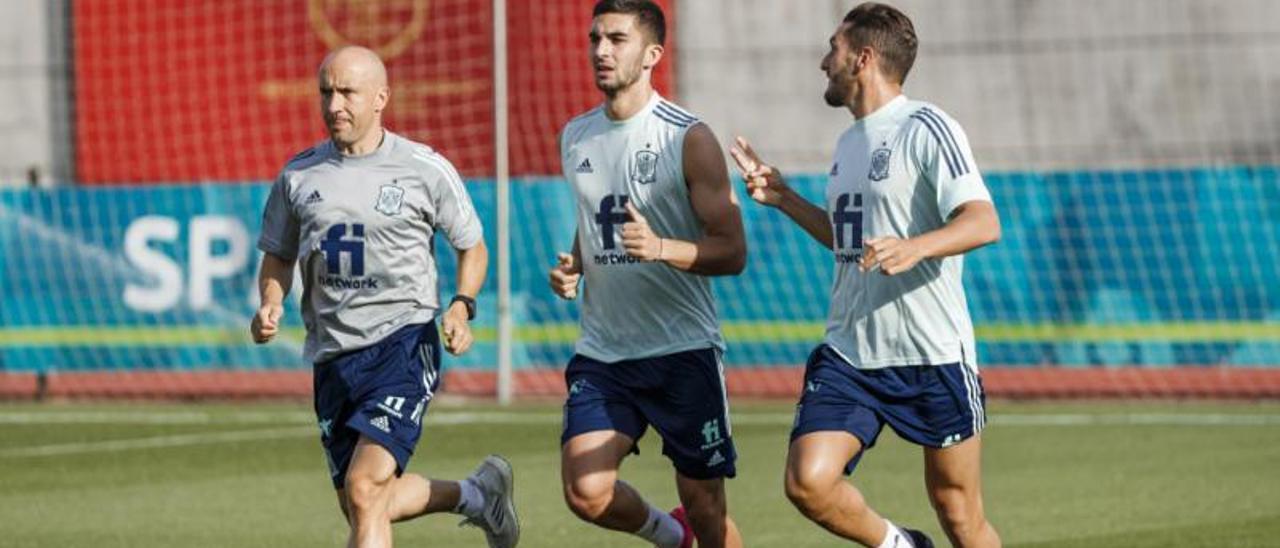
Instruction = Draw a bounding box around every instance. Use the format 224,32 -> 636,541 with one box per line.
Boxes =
561,93 -> 723,362
825,95 -> 992,370
258,131 -> 483,364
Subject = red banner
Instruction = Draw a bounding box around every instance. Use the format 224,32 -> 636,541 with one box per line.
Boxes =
73,0 -> 674,183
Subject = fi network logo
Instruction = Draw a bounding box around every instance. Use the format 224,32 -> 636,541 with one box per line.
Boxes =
594,195 -> 629,250
832,193 -> 863,250
321,223 -> 365,276
700,418 -> 726,450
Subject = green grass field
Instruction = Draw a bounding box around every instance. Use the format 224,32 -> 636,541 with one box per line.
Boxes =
2,399 -> 1279,547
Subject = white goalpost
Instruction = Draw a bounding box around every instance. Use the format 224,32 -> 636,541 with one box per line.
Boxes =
492,0 -> 514,405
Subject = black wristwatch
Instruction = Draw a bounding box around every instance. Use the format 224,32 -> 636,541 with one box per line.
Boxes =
449,294 -> 476,320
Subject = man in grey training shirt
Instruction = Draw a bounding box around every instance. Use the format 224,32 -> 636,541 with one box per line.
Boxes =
732,4 -> 1002,547
550,2 -> 747,547
251,46 -> 518,548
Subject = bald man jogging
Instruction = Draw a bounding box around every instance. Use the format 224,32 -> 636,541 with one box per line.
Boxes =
252,46 -> 518,548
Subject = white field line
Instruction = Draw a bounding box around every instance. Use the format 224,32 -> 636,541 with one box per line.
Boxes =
991,413 -> 1280,426
2,410 -> 1280,428
2,411 -> 1278,459
726,413 -> 1280,426
0,426 -> 315,458
0,411 -> 316,425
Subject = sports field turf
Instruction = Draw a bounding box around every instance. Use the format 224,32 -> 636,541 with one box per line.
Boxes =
2,399 -> 1278,547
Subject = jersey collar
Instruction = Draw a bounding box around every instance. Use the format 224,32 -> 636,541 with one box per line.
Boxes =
604,92 -> 662,128
853,94 -> 908,128
331,130 -> 396,167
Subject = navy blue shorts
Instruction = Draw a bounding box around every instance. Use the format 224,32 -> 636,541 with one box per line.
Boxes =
313,322 -> 441,489
790,344 -> 987,475
561,348 -> 736,480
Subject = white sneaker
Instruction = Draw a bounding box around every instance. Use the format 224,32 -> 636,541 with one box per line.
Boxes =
459,454 -> 520,547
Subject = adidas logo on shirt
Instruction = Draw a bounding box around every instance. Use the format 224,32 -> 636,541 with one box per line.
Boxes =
305,190 -> 323,204
370,415 -> 390,433
576,158 -> 594,173
706,450 -> 725,467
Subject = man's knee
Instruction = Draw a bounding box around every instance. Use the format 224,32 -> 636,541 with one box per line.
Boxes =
345,472 -> 393,517
562,474 -> 616,522
929,487 -> 986,537
785,464 -> 857,516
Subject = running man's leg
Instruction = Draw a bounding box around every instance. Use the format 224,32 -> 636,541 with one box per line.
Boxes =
641,348 -> 740,547
563,430 -> 685,547
561,353 -> 688,547
785,432 -> 887,545
785,346 -> 928,547
384,473 -> 460,521
674,473 -> 742,548
341,438 -> 518,548
341,436 -> 401,548
924,435 -> 1000,548
561,430 -> 650,531
321,323 -> 518,547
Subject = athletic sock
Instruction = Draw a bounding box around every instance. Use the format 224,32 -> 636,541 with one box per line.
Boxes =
633,503 -> 684,548
876,519 -> 913,548
454,478 -> 484,519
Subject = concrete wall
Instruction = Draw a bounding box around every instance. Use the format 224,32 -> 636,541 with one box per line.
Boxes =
3,1 -> 1277,184
678,0 -> 1280,172
0,0 -> 71,187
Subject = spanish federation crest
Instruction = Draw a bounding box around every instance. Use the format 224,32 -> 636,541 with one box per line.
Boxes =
631,149 -> 659,185
868,147 -> 892,181
375,183 -> 405,216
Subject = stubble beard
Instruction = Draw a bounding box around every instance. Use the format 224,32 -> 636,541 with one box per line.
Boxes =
824,88 -> 848,107
596,63 -> 643,97
328,126 -> 354,148
824,73 -> 851,108
328,119 -> 371,151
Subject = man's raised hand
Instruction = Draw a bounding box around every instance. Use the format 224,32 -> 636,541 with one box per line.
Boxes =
730,136 -> 790,207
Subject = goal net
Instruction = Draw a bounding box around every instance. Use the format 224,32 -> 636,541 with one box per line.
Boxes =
2,0 -> 1277,400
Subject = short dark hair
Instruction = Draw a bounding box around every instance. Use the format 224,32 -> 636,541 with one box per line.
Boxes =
842,3 -> 918,84
593,0 -> 666,46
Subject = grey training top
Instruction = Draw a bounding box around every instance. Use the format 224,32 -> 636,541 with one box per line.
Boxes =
259,131 -> 483,364
824,96 -> 992,370
560,93 -> 724,362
